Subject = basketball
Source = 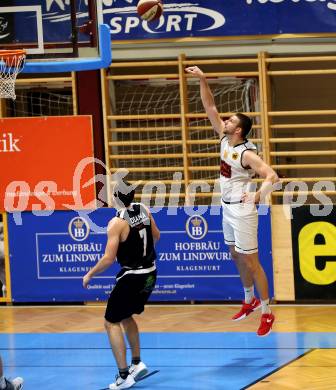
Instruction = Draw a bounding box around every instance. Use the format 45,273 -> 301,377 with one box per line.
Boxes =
137,0 -> 163,22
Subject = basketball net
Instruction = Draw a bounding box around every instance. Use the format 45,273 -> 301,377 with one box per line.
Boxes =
0,50 -> 26,100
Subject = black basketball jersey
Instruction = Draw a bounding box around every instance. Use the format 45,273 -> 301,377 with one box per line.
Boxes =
116,203 -> 156,269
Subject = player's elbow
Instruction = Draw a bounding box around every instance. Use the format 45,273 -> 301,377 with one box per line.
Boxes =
103,254 -> 116,266
264,168 -> 278,184
205,105 -> 217,117
152,227 -> 160,242
154,230 -> 160,242
271,172 -> 279,184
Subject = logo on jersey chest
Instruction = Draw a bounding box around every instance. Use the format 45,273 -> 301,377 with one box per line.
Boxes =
129,211 -> 148,226
223,149 -> 239,161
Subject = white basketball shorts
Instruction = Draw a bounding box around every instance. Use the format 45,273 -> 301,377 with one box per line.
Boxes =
221,202 -> 258,254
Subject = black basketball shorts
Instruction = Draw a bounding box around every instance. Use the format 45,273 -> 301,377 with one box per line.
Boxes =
105,269 -> 157,323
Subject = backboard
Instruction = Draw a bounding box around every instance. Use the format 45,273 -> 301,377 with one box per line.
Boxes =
0,0 -> 110,73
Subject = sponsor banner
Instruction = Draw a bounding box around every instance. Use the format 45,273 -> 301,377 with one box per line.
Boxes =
7,0 -> 336,43
291,205 -> 336,300
0,116 -> 95,212
7,207 -> 273,302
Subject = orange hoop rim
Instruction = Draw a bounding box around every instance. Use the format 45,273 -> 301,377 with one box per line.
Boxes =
0,49 -> 26,59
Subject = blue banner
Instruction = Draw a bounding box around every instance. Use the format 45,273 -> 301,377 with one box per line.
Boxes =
7,207 -> 273,302
8,0 -> 336,44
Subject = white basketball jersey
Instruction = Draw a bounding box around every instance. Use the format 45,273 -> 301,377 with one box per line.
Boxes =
220,136 -> 257,203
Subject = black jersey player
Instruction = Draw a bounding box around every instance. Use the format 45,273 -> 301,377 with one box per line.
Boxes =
83,181 -> 160,390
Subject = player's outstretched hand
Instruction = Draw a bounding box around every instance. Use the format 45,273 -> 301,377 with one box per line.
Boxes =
185,66 -> 205,79
83,274 -> 91,289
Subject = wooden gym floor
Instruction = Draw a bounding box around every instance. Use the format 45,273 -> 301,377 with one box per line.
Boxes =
1,304 -> 336,389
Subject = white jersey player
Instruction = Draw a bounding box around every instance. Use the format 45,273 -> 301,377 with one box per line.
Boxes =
186,65 -> 279,336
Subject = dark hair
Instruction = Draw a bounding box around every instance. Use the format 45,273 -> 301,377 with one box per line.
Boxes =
113,181 -> 135,207
236,113 -> 252,138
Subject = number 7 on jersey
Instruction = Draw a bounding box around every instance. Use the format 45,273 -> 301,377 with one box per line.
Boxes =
139,228 -> 147,257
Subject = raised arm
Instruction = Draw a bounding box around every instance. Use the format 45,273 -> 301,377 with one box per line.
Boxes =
82,218 -> 121,288
185,66 -> 225,137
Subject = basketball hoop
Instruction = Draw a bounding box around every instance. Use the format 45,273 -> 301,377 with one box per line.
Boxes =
0,50 -> 26,100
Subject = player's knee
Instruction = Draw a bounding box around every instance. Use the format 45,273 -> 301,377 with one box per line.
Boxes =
104,319 -> 111,331
245,262 -> 257,274
244,256 -> 259,273
121,316 -> 134,327
104,319 -> 119,331
229,247 -> 239,261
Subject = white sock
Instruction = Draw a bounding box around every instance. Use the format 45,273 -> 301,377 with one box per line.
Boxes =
244,286 -> 254,304
0,376 -> 6,389
261,299 -> 271,314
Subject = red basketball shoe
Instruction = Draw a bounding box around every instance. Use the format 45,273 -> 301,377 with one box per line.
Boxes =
231,297 -> 261,321
257,313 -> 275,337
